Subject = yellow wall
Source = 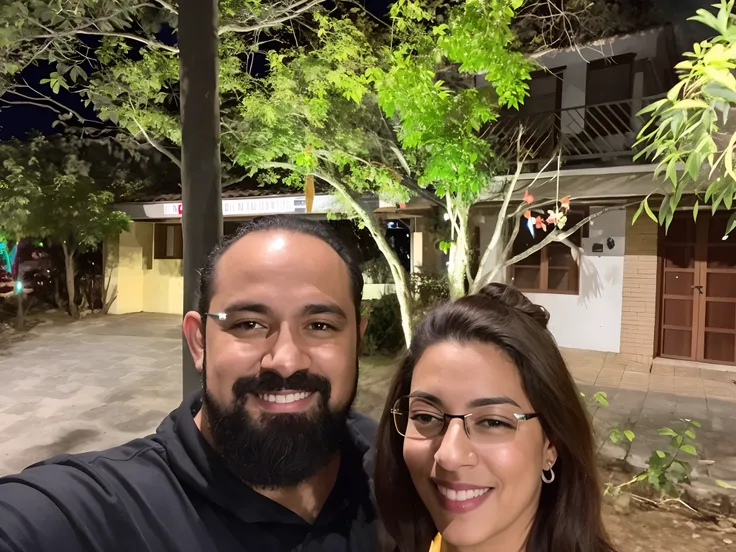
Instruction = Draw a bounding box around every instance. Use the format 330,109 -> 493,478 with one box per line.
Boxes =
106,221 -> 398,314
106,222 -> 184,315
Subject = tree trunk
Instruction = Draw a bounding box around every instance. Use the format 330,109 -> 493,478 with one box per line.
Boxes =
446,205 -> 471,300
363,217 -> 413,348
15,291 -> 24,331
62,242 -> 79,319
179,0 -> 222,396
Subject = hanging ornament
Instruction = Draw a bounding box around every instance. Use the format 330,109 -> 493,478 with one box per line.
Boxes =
305,174 -> 315,213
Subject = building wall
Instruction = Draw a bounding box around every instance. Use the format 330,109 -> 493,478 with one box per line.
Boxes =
107,222 -> 185,316
107,221 -> 397,315
472,206 -> 627,353
524,207 -> 627,353
619,206 -> 659,364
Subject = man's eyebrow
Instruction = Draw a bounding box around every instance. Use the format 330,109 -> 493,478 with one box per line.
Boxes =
221,302 -> 271,315
302,303 -> 347,320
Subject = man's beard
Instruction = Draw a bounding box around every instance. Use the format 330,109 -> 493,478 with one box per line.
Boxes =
201,355 -> 358,489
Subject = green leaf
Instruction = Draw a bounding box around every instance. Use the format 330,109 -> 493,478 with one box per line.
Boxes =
632,200 -> 645,224
693,200 -> 699,221
609,429 -> 621,444
680,444 -> 697,455
690,420 -> 701,428
643,199 -> 657,223
658,428 -> 678,437
716,479 -> 734,489
686,153 -> 702,181
685,429 -> 696,439
672,99 -> 709,110
667,80 -> 686,102
656,450 -> 667,458
593,391 -> 609,407
724,211 -> 736,239
624,430 -> 636,442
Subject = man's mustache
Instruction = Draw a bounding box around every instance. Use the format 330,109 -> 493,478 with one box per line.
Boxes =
232,370 -> 331,400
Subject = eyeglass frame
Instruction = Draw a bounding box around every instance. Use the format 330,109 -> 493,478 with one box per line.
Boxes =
204,312 -> 229,322
390,395 -> 540,442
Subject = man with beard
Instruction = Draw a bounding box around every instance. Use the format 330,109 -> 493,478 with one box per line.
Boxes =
0,216 -> 377,551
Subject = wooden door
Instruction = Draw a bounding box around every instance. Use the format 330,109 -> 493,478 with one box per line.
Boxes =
658,212 -> 736,365
696,211 -> 736,364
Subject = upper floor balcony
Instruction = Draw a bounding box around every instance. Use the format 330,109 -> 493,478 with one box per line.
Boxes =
487,95 -> 665,172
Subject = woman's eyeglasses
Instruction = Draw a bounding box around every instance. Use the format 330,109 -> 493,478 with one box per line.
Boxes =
390,395 -> 539,446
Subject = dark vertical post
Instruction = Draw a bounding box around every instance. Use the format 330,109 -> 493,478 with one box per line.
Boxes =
178,0 -> 222,396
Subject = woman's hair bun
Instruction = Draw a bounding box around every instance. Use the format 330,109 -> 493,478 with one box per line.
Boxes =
476,283 -> 550,330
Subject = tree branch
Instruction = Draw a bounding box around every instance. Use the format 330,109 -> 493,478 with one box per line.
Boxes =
30,30 -> 178,53
218,0 -> 324,36
475,201 -> 640,290
1,86 -> 100,126
131,116 -> 182,169
152,0 -> 178,14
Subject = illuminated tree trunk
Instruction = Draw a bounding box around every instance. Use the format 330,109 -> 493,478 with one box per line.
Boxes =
446,200 -> 471,300
179,0 -> 222,396
61,241 -> 79,319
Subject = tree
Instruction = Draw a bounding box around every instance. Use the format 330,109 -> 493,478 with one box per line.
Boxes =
634,0 -> 736,237
232,0 -> 634,348
0,133 -> 136,319
0,0 -> 325,171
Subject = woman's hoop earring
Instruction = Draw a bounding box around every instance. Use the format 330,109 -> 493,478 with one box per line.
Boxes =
541,461 -> 555,484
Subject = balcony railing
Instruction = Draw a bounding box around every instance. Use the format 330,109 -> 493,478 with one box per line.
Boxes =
487,95 -> 665,170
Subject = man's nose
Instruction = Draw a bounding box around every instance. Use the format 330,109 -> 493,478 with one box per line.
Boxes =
434,419 -> 478,471
260,322 -> 310,377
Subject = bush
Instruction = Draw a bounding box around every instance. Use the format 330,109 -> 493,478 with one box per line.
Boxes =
410,271 -> 450,324
362,256 -> 392,284
361,293 -> 404,356
360,271 -> 451,357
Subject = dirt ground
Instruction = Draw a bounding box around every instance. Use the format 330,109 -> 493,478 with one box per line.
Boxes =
603,500 -> 734,551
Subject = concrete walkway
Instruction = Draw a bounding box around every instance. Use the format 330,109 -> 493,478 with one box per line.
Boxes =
1,314 -> 735,494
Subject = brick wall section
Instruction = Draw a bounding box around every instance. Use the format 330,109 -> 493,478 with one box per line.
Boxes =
619,206 -> 659,364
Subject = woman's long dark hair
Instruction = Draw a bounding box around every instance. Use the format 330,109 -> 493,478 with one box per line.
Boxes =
374,283 -> 616,552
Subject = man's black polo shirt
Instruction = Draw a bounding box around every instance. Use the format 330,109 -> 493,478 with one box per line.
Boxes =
0,393 -> 377,551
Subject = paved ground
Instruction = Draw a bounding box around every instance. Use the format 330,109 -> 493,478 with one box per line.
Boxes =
1,314 -> 735,494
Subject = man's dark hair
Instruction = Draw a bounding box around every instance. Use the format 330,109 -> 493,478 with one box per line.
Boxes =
197,215 -> 364,319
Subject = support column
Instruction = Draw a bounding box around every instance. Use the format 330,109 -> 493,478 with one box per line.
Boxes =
179,0 -> 223,396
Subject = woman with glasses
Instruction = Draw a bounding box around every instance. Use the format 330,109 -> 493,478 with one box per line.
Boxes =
374,283 -> 616,552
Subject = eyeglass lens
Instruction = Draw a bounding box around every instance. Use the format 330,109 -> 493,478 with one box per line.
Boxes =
393,396 -> 522,445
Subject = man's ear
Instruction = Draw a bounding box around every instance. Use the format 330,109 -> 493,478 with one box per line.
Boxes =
357,316 -> 369,357
182,311 -> 205,373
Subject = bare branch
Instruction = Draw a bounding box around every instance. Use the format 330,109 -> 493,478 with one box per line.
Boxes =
476,201 -> 640,290
152,0 -> 178,14
218,0 -> 324,36
71,31 -> 179,53
1,86 -> 99,126
131,116 -> 182,169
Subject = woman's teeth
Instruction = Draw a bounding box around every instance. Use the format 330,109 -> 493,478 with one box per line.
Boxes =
258,392 -> 312,404
437,485 -> 491,501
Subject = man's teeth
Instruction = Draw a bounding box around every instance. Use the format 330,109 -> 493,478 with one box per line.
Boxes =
258,392 -> 312,404
437,485 -> 491,501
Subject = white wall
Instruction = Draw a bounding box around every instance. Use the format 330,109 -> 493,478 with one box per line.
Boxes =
524,207 -> 627,353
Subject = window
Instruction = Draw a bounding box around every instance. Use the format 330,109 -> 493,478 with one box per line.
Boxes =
508,211 -> 587,294
585,54 -> 635,137
154,224 -> 183,259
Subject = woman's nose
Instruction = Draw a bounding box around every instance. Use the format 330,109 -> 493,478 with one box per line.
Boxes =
433,418 -> 478,471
